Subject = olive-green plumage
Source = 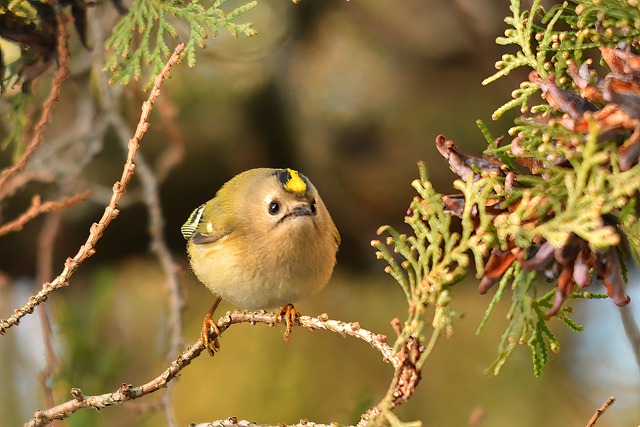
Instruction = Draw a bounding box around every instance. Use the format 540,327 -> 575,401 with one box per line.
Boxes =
183,168 -> 340,310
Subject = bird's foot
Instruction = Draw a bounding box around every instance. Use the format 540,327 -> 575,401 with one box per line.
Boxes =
201,297 -> 222,356
274,303 -> 299,342
201,316 -> 221,356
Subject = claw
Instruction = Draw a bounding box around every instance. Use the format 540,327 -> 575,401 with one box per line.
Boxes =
274,303 -> 299,342
201,297 -> 222,356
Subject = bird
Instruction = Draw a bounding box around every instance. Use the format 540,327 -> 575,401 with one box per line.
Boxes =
181,168 -> 340,354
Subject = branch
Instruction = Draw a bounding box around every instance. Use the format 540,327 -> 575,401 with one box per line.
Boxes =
0,43 -> 186,335
0,1 -> 70,196
586,396 -> 615,427
0,191 -> 90,237
191,419 -> 334,427
25,312 -> 398,427
0,170 -> 55,200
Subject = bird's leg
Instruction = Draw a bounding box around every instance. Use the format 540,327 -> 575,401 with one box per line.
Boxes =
201,296 -> 223,356
275,303 -> 299,342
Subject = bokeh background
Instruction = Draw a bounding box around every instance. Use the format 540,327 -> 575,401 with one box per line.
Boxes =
1,0 -> 639,426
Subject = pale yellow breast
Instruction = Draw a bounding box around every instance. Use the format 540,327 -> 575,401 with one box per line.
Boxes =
188,225 -> 337,310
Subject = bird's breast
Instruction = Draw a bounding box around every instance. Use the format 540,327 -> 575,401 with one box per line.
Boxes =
188,222 -> 336,310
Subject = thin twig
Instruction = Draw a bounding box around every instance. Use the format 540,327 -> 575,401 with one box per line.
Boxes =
0,170 -> 55,200
0,1 -> 70,195
0,191 -> 90,237
585,396 -> 615,427
468,406 -> 484,427
25,312 -> 398,427
191,420 -> 335,427
0,43 -> 186,335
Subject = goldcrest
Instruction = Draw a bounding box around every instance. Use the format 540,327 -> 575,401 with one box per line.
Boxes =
182,168 -> 340,353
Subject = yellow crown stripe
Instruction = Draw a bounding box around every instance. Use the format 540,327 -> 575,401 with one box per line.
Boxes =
283,168 -> 307,193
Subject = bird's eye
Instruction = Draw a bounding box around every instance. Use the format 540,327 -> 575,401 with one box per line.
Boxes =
268,201 -> 280,215
310,200 -> 317,214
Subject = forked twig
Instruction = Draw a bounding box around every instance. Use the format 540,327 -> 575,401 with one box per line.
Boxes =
0,43 -> 186,335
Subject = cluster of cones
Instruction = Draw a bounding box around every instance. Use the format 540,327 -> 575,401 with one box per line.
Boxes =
436,42 -> 639,316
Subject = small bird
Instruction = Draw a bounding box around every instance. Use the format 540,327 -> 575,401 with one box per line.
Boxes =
181,168 -> 340,354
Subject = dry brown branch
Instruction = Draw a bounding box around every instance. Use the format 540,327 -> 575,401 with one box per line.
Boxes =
468,406 -> 484,427
191,419 -> 334,427
586,396 -> 615,427
25,312 -> 398,427
0,1 -> 70,196
0,170 -> 55,200
0,43 -> 186,335
0,191 -> 90,237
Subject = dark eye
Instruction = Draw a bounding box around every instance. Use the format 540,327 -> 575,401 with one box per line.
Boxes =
310,200 -> 317,214
268,201 -> 280,215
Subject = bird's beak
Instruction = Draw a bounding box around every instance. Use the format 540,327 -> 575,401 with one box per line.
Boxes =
291,204 -> 314,217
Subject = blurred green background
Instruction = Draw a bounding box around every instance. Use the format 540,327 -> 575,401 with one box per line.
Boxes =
1,0 -> 639,426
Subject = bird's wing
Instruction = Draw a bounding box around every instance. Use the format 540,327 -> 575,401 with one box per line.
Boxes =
181,200 -> 231,245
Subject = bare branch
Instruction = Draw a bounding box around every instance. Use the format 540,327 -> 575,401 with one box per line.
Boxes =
0,191 -> 90,237
191,419 -> 335,427
0,43 -> 186,335
586,396 -> 615,427
0,170 -> 55,200
25,312 -> 397,427
0,1 -> 70,195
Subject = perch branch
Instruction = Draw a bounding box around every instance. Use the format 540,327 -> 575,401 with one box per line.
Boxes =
25,312 -> 398,427
0,1 -> 70,195
191,419 -> 334,427
0,43 -> 186,335
586,396 -> 615,427
0,191 -> 91,237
